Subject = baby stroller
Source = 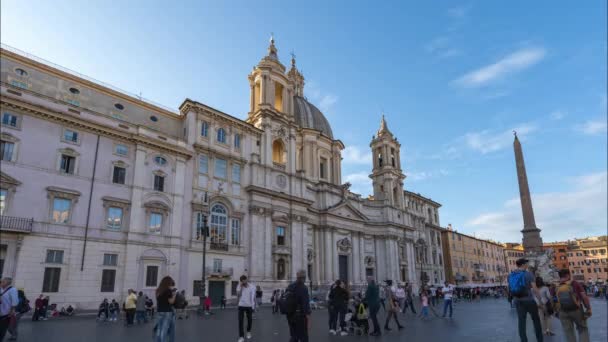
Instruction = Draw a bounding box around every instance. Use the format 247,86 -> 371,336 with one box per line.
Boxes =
347,301 -> 369,336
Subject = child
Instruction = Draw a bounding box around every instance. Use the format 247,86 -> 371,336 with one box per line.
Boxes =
421,290 -> 429,320
220,295 -> 226,309
203,296 -> 212,315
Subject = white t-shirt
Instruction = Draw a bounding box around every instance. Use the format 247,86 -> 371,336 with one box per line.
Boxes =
236,283 -> 256,308
430,287 -> 437,296
395,288 -> 406,299
442,285 -> 454,300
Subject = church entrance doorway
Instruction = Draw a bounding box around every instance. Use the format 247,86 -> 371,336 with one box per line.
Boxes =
208,280 -> 225,306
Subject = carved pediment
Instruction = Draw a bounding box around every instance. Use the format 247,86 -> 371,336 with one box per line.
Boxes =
327,202 -> 368,221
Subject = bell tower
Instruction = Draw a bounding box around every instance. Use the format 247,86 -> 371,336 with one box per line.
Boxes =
370,115 -> 405,208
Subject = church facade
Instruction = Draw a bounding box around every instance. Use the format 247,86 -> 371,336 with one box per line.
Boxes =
0,40 -> 445,309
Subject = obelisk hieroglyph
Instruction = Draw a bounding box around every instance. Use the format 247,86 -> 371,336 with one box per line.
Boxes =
513,132 -> 543,252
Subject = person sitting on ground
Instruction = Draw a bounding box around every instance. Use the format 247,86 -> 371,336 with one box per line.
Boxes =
109,299 -> 120,322
98,299 -> 110,321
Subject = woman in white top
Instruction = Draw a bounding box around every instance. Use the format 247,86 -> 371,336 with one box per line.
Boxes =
535,277 -> 555,336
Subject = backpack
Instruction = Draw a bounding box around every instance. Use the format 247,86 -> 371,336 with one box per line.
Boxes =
556,281 -> 580,312
174,292 -> 187,309
508,271 -> 528,297
279,285 -> 298,315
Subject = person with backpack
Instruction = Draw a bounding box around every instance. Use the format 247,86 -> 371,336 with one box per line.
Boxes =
7,288 -> 29,340
535,277 -> 555,336
283,270 -> 311,342
236,275 -> 256,342
327,279 -> 349,336
508,258 -> 543,342
0,277 -> 19,341
555,268 -> 592,342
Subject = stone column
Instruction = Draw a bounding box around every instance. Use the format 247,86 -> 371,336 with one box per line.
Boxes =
250,84 -> 255,112
352,233 -> 360,284
260,75 -> 268,105
324,228 -> 333,283
265,214 -> 273,279
288,133 -> 296,174
128,145 -> 147,233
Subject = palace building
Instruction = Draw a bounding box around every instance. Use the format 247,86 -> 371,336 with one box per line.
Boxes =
0,39 -> 445,309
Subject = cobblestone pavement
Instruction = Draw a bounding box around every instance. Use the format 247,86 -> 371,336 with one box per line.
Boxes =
13,298 -> 607,342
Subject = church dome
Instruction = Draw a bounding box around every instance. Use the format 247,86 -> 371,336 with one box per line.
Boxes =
293,96 -> 334,139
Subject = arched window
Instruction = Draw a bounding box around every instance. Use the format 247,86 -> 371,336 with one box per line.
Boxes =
391,148 -> 396,167
377,148 -> 383,167
210,204 -> 227,243
277,258 -> 286,280
234,134 -> 241,149
272,140 -> 285,164
217,128 -> 226,143
201,122 -> 209,137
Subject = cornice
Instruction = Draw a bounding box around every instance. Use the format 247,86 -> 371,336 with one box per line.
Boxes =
245,185 -> 314,207
192,143 -> 248,164
1,96 -> 193,160
180,100 -> 262,135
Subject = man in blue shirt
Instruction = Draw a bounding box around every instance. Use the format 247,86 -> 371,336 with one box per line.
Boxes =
0,277 -> 19,341
287,270 -> 311,342
510,258 -> 543,342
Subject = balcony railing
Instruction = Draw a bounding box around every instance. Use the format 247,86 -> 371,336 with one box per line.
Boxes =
209,240 -> 229,251
205,266 -> 234,277
0,216 -> 33,233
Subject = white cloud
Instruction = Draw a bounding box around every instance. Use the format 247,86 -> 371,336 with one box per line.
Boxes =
464,123 -> 537,154
576,118 -> 607,135
319,94 -> 338,113
466,171 -> 608,242
406,169 -> 449,182
453,47 -> 546,87
344,171 -> 372,196
550,110 -> 567,120
342,146 -> 372,165
447,6 -> 469,18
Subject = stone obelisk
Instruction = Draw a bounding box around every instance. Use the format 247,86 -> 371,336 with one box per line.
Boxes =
513,132 -> 543,252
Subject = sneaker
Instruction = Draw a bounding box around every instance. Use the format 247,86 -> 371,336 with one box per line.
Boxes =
340,330 -> 348,336
246,332 -> 252,339
329,329 -> 336,335
237,338 -> 245,342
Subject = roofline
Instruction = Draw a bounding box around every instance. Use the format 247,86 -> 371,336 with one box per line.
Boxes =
403,190 -> 442,207
180,98 -> 262,133
1,44 -> 179,118
439,227 -> 504,247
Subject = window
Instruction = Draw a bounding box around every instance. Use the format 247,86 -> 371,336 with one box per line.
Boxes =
199,155 -> 208,174
195,212 -> 207,239
272,140 -> 285,164
276,226 -> 286,246
103,253 -> 118,266
15,68 -> 28,77
112,166 -> 126,184
46,250 -> 64,263
234,134 -> 241,149
145,266 -> 159,287
277,258 -> 286,279
150,115 -> 158,122
107,207 -> 123,229
154,156 -> 167,166
231,281 -> 239,296
52,198 -> 71,223
149,213 -> 163,234
101,269 -> 116,292
114,103 -> 124,110
0,141 -> 14,161
2,113 -> 18,128
231,218 -> 241,245
213,259 -> 222,273
0,188 -> 7,215
210,204 -> 227,243
377,149 -> 383,167
69,87 -> 80,94
215,158 -> 227,179
42,267 -> 61,292
217,128 -> 226,143
390,148 -> 395,167
201,122 -> 209,137
115,144 -> 128,156
63,129 -> 79,143
232,164 -> 241,183
60,154 -> 76,174
319,158 -> 327,179
154,175 -> 165,192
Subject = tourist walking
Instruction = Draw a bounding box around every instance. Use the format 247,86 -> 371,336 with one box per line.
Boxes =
327,280 -> 349,336
0,277 -> 19,341
420,289 -> 430,320
154,276 -> 177,342
285,270 -> 311,342
255,286 -> 263,308
556,269 -> 592,342
535,277 -> 554,336
508,258 -> 543,342
429,285 -> 437,306
7,288 -> 29,340
404,283 -> 417,314
364,277 -> 381,336
395,285 -> 406,315
32,295 -> 44,321
379,283 -> 386,312
136,292 -> 147,324
125,289 -> 137,326
383,280 -> 404,332
441,281 -> 455,318
236,275 -> 256,342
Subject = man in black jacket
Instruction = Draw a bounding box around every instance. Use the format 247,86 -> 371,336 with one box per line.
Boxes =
287,270 -> 311,342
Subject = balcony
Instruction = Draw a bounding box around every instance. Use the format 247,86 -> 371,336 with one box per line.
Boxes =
209,240 -> 229,251
0,216 -> 33,233
205,266 -> 233,278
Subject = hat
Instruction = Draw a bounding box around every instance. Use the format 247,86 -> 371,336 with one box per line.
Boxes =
515,258 -> 529,267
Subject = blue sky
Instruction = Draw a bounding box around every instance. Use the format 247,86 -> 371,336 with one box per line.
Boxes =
2,0 -> 606,243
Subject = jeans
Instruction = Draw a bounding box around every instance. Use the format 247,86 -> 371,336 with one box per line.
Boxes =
328,305 -> 346,331
154,311 -> 175,342
288,314 -> 308,342
406,297 -> 417,314
558,309 -> 589,342
238,306 -> 253,338
421,306 -> 429,318
136,310 -> 146,324
515,300 -> 543,342
110,311 -> 118,321
369,305 -> 381,334
442,299 -> 453,317
397,298 -> 405,313
0,316 -> 10,342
